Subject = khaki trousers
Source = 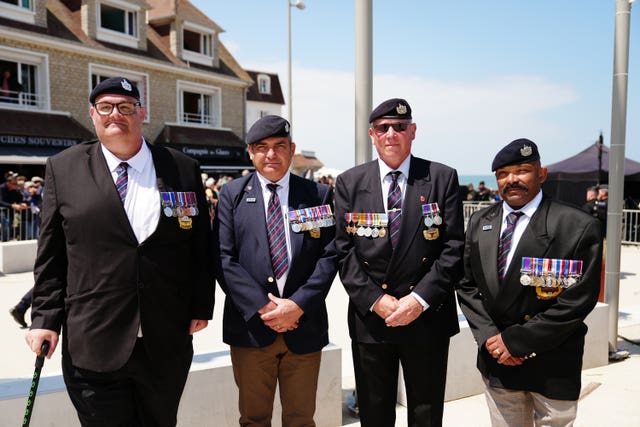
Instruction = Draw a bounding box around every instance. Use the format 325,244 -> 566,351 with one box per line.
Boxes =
230,334 -> 321,427
483,378 -> 578,427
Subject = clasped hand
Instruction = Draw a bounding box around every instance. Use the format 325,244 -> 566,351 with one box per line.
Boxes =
485,333 -> 525,366
259,293 -> 303,333
375,294 -> 423,327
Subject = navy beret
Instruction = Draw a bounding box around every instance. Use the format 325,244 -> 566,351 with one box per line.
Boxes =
246,115 -> 291,145
369,98 -> 412,123
90,77 -> 140,104
491,138 -> 540,171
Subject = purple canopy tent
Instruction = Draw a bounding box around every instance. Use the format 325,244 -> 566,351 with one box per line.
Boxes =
542,142 -> 640,207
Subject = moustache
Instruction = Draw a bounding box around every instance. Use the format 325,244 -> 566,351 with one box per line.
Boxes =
502,183 -> 528,194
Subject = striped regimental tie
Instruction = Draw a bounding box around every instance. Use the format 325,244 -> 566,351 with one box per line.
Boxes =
266,183 -> 289,279
497,211 -> 524,281
387,171 -> 402,249
116,162 -> 129,204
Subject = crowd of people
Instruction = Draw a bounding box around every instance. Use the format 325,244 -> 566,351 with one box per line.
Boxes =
9,77 -> 604,427
0,171 -> 43,241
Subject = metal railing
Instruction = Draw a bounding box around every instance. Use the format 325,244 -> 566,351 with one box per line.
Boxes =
0,207 -> 40,242
463,202 -> 640,245
0,89 -> 46,109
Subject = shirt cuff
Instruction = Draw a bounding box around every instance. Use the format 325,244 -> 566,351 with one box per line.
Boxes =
411,292 -> 429,312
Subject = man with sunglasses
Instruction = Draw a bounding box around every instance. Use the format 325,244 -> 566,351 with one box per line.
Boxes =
335,98 -> 464,426
25,76 -> 214,426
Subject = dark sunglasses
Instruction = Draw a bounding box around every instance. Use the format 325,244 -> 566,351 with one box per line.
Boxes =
371,122 -> 411,134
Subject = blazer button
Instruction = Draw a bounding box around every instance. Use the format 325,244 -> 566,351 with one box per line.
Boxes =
409,285 -> 414,290
363,261 -> 369,267
267,277 -> 274,283
422,257 -> 427,263
381,283 -> 388,290
524,314 -> 531,321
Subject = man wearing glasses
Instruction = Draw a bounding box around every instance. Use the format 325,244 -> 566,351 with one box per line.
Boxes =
335,98 -> 464,426
25,77 -> 214,426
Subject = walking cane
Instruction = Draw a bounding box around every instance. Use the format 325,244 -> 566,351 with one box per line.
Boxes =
22,341 -> 50,427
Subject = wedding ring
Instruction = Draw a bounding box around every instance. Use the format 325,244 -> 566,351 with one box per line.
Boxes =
493,349 -> 501,355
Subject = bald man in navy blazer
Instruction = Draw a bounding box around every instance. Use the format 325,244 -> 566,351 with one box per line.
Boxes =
214,115 -> 338,426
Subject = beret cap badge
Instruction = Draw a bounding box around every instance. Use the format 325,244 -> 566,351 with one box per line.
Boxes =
520,145 -> 533,157
396,104 -> 407,115
120,79 -> 132,92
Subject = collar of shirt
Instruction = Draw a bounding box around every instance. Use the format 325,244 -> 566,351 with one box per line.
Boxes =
502,190 -> 543,225
101,138 -> 151,176
378,155 -> 411,210
255,172 -> 290,202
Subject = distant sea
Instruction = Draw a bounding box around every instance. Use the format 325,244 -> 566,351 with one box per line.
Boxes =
458,174 -> 497,189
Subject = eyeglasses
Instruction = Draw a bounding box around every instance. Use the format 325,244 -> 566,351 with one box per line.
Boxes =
93,102 -> 141,116
371,122 -> 412,134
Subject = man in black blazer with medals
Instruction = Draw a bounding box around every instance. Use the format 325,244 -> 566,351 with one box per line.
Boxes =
25,77 -> 214,426
456,139 -> 602,426
213,115 -> 337,426
334,98 -> 464,426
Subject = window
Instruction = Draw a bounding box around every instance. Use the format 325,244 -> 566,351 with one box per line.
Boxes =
0,0 -> 35,24
178,81 -> 220,127
96,1 -> 141,48
257,74 -> 271,95
183,29 -> 212,56
100,3 -> 136,37
0,47 -> 48,110
89,65 -> 149,122
181,22 -> 216,66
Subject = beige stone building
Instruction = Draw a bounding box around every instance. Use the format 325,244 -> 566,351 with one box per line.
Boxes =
0,0 -> 254,176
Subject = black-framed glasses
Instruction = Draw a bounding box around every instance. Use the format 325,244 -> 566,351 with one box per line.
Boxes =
371,122 -> 412,134
93,102 -> 141,116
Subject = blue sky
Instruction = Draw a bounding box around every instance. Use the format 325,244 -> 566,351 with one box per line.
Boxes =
192,0 -> 640,174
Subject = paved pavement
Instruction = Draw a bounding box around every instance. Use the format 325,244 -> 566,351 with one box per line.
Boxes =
1,245 -> 639,426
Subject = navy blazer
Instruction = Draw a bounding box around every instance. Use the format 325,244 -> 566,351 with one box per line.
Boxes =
335,156 -> 464,344
31,141 -> 214,372
457,197 -> 602,400
213,172 -> 337,354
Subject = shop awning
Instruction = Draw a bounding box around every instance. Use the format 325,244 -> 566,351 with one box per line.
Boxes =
154,125 -> 252,172
0,110 -> 94,164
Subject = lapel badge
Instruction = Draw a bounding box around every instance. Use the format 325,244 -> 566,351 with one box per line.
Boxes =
246,197 -> 257,203
178,216 -> 192,230
482,225 -> 492,231
420,195 -> 425,202
423,227 -> 439,240
309,227 -> 321,239
520,145 -> 533,157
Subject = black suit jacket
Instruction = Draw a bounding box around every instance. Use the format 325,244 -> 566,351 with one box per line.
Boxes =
31,141 -> 215,372
335,156 -> 464,343
213,172 -> 337,354
456,197 -> 602,400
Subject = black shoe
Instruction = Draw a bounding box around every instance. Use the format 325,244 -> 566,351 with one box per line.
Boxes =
9,307 -> 27,328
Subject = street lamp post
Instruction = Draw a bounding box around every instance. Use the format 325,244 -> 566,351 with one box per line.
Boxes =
288,0 -> 305,131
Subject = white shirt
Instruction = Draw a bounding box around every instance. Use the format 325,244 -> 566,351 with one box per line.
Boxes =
500,190 -> 543,273
256,172 -> 292,297
101,140 -> 160,244
376,155 -> 429,311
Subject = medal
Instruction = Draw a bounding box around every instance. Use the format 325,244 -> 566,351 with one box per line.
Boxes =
378,227 -> 387,237
424,216 -> 433,227
423,227 -> 439,240
372,227 -> 379,238
161,192 -> 173,217
433,215 -> 443,226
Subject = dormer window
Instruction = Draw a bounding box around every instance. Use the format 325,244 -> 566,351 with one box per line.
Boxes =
100,3 -> 136,37
0,0 -> 36,25
257,74 -> 271,95
183,29 -> 211,56
96,0 -> 141,49
181,22 -> 216,67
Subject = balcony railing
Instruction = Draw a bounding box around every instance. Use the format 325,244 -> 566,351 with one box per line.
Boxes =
0,89 -> 47,109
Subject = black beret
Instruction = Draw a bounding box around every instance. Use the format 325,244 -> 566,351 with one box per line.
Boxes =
246,115 -> 291,145
369,98 -> 412,123
491,138 -> 540,171
89,77 -> 140,104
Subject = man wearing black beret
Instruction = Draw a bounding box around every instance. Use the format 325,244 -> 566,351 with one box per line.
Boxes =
334,98 -> 464,426
213,115 -> 338,426
457,138 -> 602,426
26,76 -> 214,426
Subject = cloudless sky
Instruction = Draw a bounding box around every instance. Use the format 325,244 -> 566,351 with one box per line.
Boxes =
192,0 -> 640,174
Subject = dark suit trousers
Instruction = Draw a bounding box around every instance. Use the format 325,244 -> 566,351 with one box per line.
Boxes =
230,334 -> 322,427
352,337 -> 450,427
62,338 -> 193,427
